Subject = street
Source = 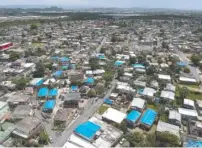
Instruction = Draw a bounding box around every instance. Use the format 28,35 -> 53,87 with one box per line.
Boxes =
51,79 -> 117,147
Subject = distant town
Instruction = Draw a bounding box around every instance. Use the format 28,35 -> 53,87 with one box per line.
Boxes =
0,6 -> 202,147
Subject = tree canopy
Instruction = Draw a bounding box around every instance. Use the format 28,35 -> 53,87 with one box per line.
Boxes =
33,62 -> 45,78
191,54 -> 200,66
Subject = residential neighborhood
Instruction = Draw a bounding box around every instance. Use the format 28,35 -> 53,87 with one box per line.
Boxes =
0,6 -> 202,148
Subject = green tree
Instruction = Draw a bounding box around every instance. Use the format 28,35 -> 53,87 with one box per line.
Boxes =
125,132 -> 144,147
191,54 -> 200,66
156,132 -> 181,147
199,63 -> 202,71
183,67 -> 190,73
117,67 -> 124,78
89,57 -> 99,70
87,89 -> 96,97
129,57 -> 137,65
13,77 -> 30,90
103,71 -> 114,82
38,130 -> 49,145
146,66 -> 157,76
95,83 -> 105,95
30,24 -> 38,30
9,52 -> 20,61
137,55 -> 146,63
33,62 -> 45,78
178,86 -> 189,105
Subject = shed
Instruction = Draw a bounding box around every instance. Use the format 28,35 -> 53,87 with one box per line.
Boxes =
103,98 -> 113,105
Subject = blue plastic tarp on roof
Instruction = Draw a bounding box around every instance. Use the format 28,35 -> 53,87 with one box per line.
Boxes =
37,87 -> 49,97
132,64 -> 145,69
74,121 -> 101,141
104,98 -> 113,105
177,62 -> 186,67
49,88 -> 58,96
186,139 -> 202,147
53,70 -> 63,77
36,79 -> 44,86
61,65 -> 69,70
51,56 -> 59,60
114,61 -> 125,66
84,77 -> 95,84
71,85 -> 78,91
60,57 -> 70,62
43,99 -> 56,111
126,110 -> 141,123
140,109 -> 157,127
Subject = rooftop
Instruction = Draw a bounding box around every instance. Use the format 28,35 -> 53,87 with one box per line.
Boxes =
157,121 -> 180,137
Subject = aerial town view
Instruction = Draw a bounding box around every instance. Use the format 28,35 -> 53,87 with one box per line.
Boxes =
0,0 -> 202,147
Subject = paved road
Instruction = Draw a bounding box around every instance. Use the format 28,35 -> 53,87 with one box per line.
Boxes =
52,79 -> 117,147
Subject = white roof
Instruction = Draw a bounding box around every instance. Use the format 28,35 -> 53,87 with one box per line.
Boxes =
160,63 -> 169,68
117,81 -> 128,86
86,69 -> 105,75
169,110 -> 181,122
0,101 -> 8,110
142,87 -> 156,97
179,76 -> 197,83
102,108 -> 126,124
160,91 -> 175,100
178,108 -> 198,117
131,98 -> 145,109
43,78 -> 56,85
63,141 -> 81,148
30,78 -> 43,86
184,99 -> 195,107
110,93 -> 118,98
68,134 -> 96,148
158,74 -> 171,80
157,121 -> 180,137
124,72 -> 133,77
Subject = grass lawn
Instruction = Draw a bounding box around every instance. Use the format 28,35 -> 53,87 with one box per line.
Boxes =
32,42 -> 45,48
98,105 -> 109,115
187,91 -> 202,100
147,104 -> 160,111
179,84 -> 199,89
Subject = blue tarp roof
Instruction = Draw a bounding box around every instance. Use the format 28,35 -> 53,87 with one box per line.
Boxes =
43,99 -> 56,110
49,88 -> 58,96
36,79 -> 44,86
71,85 -> 78,91
114,61 -> 125,66
140,109 -> 157,127
104,98 -> 113,105
61,65 -> 69,70
60,57 -> 70,62
126,110 -> 141,123
53,70 -> 63,77
37,87 -> 49,97
51,56 -> 59,60
176,61 -> 186,67
84,77 -> 95,84
74,121 -> 101,141
186,139 -> 202,147
132,64 -> 145,69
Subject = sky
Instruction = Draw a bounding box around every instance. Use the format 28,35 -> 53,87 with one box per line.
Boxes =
1,0 -> 202,10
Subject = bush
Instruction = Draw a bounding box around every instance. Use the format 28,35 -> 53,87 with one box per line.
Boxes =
183,67 -> 190,73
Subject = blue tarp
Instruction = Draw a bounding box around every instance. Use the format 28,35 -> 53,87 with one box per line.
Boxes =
37,87 -> 49,97
186,139 -> 202,147
84,77 -> 95,84
53,70 -> 63,77
60,57 -> 70,62
177,61 -> 186,67
49,88 -> 58,96
126,110 -> 141,123
51,56 -> 59,60
140,109 -> 157,127
114,61 -> 125,66
61,65 -> 69,70
132,64 -> 145,69
71,85 -> 78,91
36,79 -> 44,86
104,98 -> 113,105
43,100 -> 56,111
137,89 -> 144,95
74,121 -> 101,141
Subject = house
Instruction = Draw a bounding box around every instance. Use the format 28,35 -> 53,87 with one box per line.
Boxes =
134,80 -> 146,88
142,87 -> 156,101
109,93 -> 118,100
43,100 -> 56,112
157,121 -> 180,137
69,71 -> 84,82
126,110 -> 141,127
11,105 -> 32,120
29,78 -> 43,87
6,93 -> 30,107
139,109 -> 157,129
54,109 -> 71,128
188,120 -> 202,139
130,98 -> 145,112
160,90 -> 175,101
183,99 -> 195,110
158,74 -> 171,82
169,110 -> 181,127
62,93 -> 81,108
114,61 -> 125,67
0,101 -> 9,122
102,108 -> 126,124
195,100 -> 202,116
165,83 -> 176,92
12,117 -> 42,139
179,76 -> 197,84
178,108 -> 198,120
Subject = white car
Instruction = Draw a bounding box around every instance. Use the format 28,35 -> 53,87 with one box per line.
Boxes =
49,137 -> 53,143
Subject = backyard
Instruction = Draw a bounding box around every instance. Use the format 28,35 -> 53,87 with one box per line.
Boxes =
98,105 -> 109,115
